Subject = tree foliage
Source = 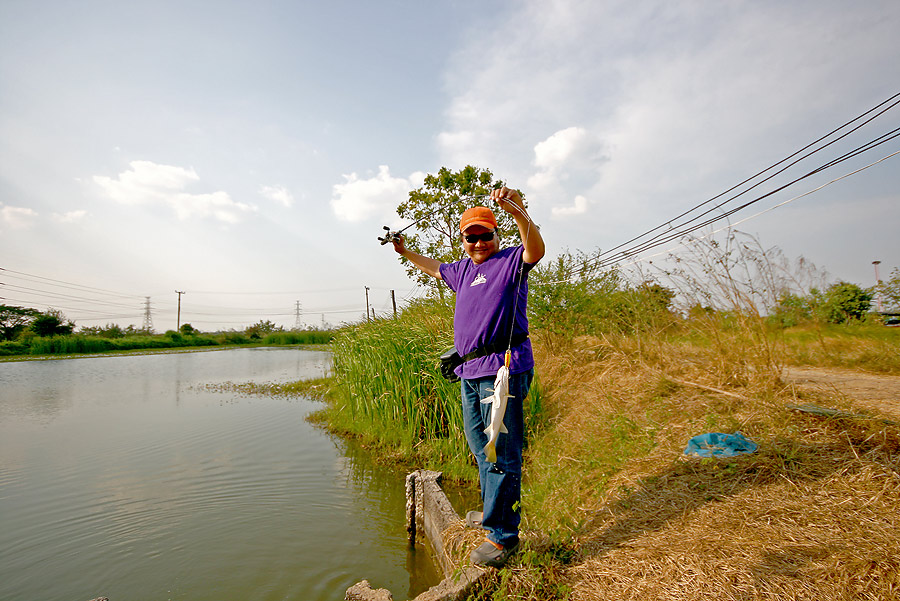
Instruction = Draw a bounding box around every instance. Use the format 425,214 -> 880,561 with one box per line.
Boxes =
876,267 -> 900,312
818,281 -> 873,324
30,309 -> 75,337
772,281 -> 874,325
245,319 -> 282,339
529,250 -> 675,336
0,304 -> 40,341
395,165 -> 524,291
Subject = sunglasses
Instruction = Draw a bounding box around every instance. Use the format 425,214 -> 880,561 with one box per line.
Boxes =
464,231 -> 496,243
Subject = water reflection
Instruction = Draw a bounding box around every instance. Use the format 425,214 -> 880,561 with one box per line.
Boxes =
0,348 -> 437,601
338,438 -> 444,598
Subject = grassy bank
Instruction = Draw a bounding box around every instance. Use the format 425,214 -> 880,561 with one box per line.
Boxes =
0,329 -> 334,359
486,329 -> 898,600
312,290 -> 899,600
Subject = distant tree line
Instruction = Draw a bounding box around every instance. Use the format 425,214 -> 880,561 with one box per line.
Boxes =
0,305 -> 334,357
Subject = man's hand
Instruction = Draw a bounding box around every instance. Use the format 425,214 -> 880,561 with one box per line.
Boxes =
490,185 -> 545,264
491,186 -> 526,217
391,233 -> 405,255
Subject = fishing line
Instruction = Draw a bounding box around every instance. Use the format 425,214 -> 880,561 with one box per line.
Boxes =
501,197 -> 536,362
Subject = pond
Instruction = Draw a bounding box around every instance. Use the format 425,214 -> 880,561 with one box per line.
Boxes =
0,348 -> 440,601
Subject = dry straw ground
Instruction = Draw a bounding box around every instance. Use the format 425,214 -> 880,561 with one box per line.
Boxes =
448,333 -> 900,601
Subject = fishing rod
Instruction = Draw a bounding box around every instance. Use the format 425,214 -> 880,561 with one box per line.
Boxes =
376,193 -> 494,245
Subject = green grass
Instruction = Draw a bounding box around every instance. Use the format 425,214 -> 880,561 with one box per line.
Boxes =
262,330 -> 335,345
0,329 -> 335,359
321,298 -> 475,479
26,333 -> 219,355
781,321 -> 900,373
305,298 -> 544,481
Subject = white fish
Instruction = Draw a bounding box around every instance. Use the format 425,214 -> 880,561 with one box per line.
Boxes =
481,364 -> 513,464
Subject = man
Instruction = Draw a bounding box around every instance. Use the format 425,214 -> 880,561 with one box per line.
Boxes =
391,186 -> 545,567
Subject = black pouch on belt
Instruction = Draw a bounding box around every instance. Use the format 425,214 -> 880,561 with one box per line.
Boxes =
438,347 -> 463,383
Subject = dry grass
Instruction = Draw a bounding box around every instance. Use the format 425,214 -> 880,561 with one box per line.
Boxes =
483,332 -> 900,601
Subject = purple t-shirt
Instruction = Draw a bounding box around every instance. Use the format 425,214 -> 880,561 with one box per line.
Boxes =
439,246 -> 536,379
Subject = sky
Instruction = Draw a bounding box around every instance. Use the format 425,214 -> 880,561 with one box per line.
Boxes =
1,0 -> 898,331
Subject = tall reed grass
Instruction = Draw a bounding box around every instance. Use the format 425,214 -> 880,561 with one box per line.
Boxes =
3,329 -> 334,358
262,330 -> 334,345
26,333 -> 219,355
327,298 -> 477,476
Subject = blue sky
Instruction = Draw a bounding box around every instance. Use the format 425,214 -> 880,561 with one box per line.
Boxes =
1,0 -> 898,331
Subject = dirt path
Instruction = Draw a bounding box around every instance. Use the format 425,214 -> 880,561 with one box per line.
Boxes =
782,366 -> 900,420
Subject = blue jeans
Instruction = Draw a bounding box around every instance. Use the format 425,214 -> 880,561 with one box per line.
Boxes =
461,368 -> 533,548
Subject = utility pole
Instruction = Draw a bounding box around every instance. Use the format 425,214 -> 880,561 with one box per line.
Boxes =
364,286 -> 371,322
391,289 -> 397,318
142,297 -> 154,333
175,290 -> 185,330
873,261 -> 883,313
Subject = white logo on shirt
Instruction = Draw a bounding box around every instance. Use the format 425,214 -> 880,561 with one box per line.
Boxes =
470,273 -> 487,287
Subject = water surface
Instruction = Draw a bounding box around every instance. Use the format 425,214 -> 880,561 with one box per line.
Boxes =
0,348 -> 439,601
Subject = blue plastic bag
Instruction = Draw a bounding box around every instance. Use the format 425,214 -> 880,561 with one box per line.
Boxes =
683,432 -> 758,458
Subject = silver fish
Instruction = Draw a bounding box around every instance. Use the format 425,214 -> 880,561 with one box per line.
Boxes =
481,364 -> 513,464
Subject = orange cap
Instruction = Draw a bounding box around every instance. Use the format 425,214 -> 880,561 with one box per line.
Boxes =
459,206 -> 497,232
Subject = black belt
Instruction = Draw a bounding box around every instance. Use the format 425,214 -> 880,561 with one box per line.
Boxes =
459,331 -> 529,363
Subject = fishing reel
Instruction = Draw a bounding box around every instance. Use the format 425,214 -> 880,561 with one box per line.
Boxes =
377,226 -> 401,245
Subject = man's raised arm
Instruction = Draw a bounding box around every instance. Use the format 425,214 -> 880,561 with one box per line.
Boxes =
391,235 -> 443,280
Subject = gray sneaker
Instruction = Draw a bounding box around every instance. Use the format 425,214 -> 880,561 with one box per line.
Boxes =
465,510 -> 484,529
470,539 -> 520,568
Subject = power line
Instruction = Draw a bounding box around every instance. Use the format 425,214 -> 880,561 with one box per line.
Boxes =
0,283 -> 146,310
0,267 -> 146,300
593,131 -> 900,269
590,92 -> 900,267
604,148 -> 900,272
586,92 -> 900,271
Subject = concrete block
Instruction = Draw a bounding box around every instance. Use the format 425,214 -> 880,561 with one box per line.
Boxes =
347,469 -> 487,601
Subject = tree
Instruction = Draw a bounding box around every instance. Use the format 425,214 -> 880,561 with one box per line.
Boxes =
79,323 -> 125,338
819,281 -> 873,324
179,323 -> 196,335
395,165 -> 524,291
876,267 -> 900,312
0,304 -> 40,340
30,309 -> 75,337
245,319 -> 282,339
771,291 -> 813,327
638,281 -> 676,313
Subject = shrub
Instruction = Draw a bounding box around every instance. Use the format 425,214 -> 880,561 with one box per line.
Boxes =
818,281 -> 874,324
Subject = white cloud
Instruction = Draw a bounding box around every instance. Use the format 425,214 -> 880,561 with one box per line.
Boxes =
438,0 -> 900,247
0,204 -> 38,229
93,160 -> 255,223
533,127 -> 588,170
331,165 -> 415,223
259,185 -> 294,208
51,210 -> 88,223
551,195 -> 588,218
526,127 -> 605,217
